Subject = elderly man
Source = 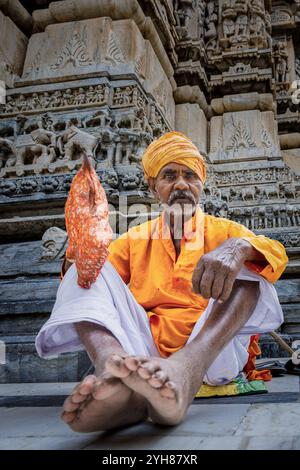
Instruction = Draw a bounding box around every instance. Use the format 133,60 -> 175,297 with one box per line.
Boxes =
36,131 -> 288,433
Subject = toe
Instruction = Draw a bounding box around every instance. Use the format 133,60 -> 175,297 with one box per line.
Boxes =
70,392 -> 88,404
137,361 -> 160,380
106,354 -> 130,378
92,377 -> 123,400
63,396 -> 80,412
160,381 -> 178,399
61,410 -> 77,424
148,369 -> 169,389
124,356 -> 147,372
77,375 -> 96,395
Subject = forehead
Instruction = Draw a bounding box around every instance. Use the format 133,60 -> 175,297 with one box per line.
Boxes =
157,162 -> 196,175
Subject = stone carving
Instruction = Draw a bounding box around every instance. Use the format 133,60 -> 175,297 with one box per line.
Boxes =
203,198 -> 300,231
40,227 -> 68,261
279,182 -> 298,199
212,166 -> 295,186
105,31 -> 126,64
0,84 -> 110,115
271,7 -> 293,28
205,0 -> 218,40
112,86 -> 138,107
51,29 -> 93,71
261,126 -> 272,148
121,172 -> 141,190
249,14 -> 265,45
219,0 -> 269,51
0,137 -> 16,170
223,18 -> 235,41
235,15 -> 248,38
23,51 -> 42,78
174,0 -> 194,39
57,125 -> 99,161
273,42 -> 289,84
226,117 -> 256,151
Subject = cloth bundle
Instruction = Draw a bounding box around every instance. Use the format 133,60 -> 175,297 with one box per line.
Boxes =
65,155 -> 113,289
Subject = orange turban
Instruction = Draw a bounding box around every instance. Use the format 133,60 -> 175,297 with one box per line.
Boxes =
142,131 -> 206,183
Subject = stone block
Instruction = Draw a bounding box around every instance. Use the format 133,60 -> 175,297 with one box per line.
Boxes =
23,17 -> 144,82
0,10 -> 28,80
209,109 -> 281,162
282,150 -> 300,174
211,93 -> 275,114
235,403 -> 300,437
0,341 -> 91,383
175,103 -> 207,156
143,40 -> 175,127
275,279 -> 300,304
0,0 -> 33,36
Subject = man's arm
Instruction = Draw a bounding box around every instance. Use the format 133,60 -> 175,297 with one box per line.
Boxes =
192,220 -> 288,303
227,220 -> 289,284
192,237 -> 257,303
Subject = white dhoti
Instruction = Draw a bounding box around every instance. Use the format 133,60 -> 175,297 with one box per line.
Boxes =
35,261 -> 283,386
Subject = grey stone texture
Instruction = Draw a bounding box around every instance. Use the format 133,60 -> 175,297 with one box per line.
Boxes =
0,375 -> 299,449
0,0 -> 299,382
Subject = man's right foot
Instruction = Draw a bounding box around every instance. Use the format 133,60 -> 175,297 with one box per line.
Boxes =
61,372 -> 147,433
106,354 -> 203,426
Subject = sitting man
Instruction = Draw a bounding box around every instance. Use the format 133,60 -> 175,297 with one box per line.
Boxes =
36,131 -> 288,433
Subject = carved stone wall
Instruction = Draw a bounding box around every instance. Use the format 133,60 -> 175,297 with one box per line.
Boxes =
0,0 -> 299,382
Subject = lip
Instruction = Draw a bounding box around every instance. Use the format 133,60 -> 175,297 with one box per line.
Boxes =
171,197 -> 194,204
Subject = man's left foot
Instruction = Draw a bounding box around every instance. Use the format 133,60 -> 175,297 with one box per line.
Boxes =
106,354 -> 202,426
61,371 -> 146,432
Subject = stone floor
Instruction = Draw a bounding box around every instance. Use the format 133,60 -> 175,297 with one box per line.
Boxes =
0,373 -> 299,450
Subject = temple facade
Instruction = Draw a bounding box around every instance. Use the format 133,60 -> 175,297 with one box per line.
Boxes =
0,0 -> 299,382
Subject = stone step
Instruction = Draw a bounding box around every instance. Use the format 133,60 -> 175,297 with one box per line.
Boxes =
0,373 -> 299,407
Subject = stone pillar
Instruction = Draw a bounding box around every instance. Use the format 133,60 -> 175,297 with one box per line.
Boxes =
175,103 -> 207,157
0,10 -> 28,86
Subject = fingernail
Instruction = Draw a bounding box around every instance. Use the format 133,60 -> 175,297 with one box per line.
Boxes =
217,299 -> 224,304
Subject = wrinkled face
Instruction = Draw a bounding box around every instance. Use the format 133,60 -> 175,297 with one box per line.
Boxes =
149,162 -> 203,218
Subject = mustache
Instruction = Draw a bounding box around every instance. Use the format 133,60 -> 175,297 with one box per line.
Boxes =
168,190 -> 196,205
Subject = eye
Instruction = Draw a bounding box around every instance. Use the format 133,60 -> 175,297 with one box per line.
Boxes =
164,173 -> 176,180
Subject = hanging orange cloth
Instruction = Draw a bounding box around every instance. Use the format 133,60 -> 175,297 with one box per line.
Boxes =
65,155 -> 113,289
244,335 -> 272,382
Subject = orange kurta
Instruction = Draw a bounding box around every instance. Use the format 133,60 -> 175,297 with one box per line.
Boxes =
108,208 -> 288,358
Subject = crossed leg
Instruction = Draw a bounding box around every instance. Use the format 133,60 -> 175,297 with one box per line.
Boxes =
62,279 -> 260,432
61,324 -> 147,433
106,279 -> 260,425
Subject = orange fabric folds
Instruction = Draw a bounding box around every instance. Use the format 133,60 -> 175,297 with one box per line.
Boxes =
65,155 -> 113,289
108,209 -> 288,358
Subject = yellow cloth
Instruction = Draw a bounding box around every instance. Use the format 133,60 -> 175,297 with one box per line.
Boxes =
142,131 -> 206,183
108,208 -> 288,358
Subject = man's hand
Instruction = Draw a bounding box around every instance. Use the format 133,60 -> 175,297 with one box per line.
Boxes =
192,238 -> 258,303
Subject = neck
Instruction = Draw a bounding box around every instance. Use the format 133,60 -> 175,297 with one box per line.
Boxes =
167,208 -> 196,240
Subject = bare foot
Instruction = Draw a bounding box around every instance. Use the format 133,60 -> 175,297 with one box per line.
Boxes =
61,371 -> 147,433
106,354 -> 203,426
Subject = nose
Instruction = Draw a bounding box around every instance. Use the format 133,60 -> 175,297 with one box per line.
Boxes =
173,176 -> 189,190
